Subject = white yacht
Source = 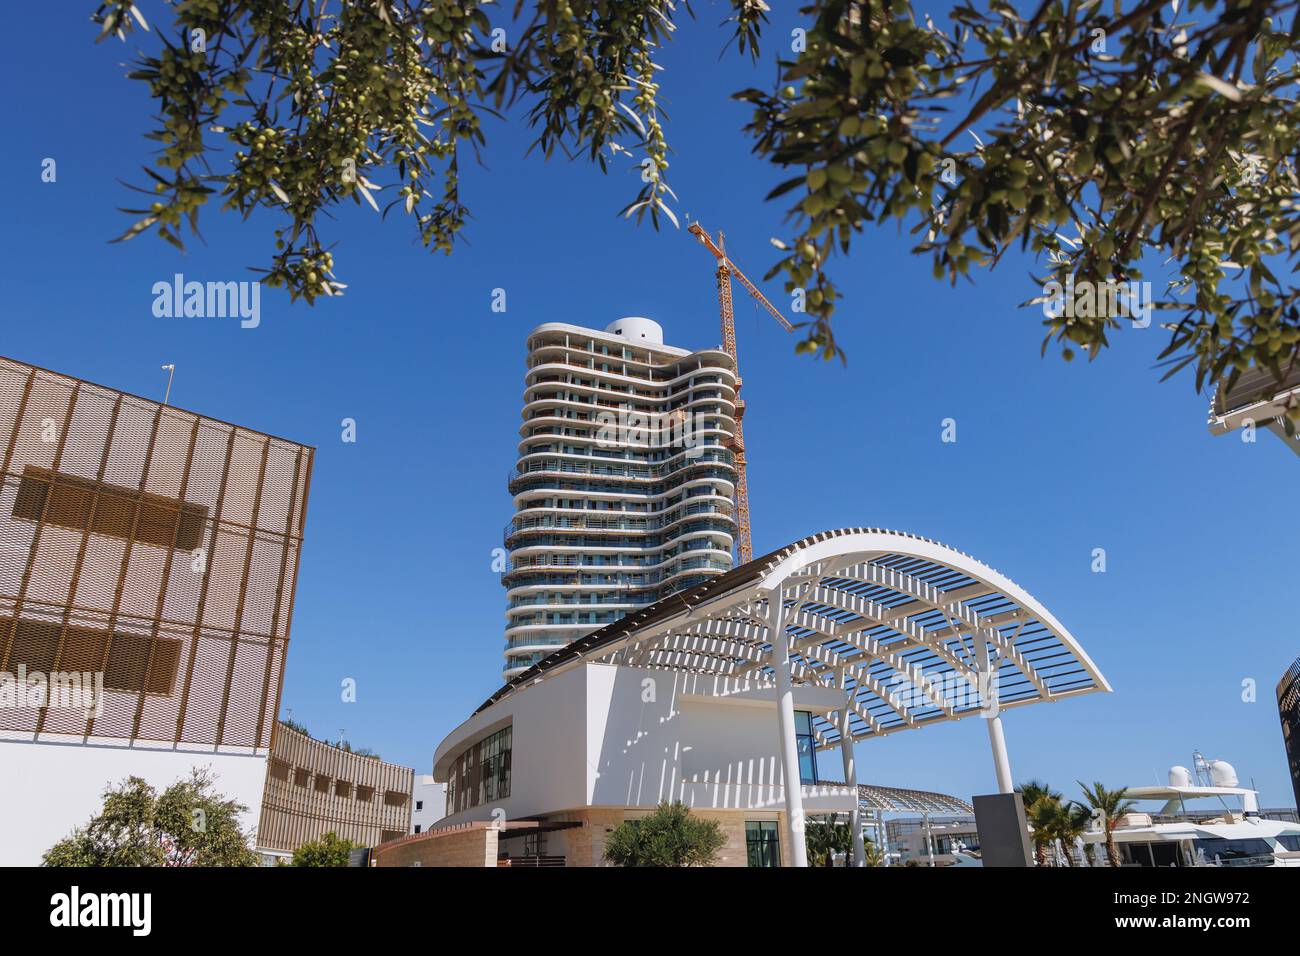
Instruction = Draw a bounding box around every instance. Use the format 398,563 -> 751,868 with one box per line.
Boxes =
1083,754 -> 1300,867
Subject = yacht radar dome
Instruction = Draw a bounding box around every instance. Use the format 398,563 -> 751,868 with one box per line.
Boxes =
1208,760 -> 1239,788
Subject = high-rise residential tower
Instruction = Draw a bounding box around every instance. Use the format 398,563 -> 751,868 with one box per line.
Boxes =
502,318 -> 738,679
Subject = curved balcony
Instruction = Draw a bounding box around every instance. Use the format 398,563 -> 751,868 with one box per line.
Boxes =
502,553 -> 733,588
508,448 -> 733,485
504,518 -> 735,552
501,509 -> 738,546
506,593 -> 646,612
508,471 -> 735,504
523,350 -> 736,387
522,390 -> 737,423
502,635 -> 572,655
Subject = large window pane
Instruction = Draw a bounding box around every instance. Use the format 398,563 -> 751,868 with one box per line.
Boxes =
746,821 -> 780,868
794,710 -> 818,785
450,725 -> 512,813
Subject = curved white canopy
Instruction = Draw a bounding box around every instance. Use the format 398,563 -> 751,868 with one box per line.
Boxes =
480,528 -> 1111,750
856,784 -> 973,814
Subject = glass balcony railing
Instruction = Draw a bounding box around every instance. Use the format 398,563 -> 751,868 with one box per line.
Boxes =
503,635 -> 572,651
507,451 -> 734,486
504,502 -> 733,540
507,594 -> 648,610
507,469 -> 736,498
503,555 -> 732,581
505,523 -> 734,552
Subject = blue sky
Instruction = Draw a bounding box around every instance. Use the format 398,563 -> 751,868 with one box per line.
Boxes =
2,3 -> 1296,808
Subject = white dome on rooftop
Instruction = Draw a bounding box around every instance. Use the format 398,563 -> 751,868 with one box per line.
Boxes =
604,316 -> 663,345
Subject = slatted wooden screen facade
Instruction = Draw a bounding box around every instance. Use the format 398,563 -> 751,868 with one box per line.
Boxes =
0,356 -> 312,750
258,722 -> 414,851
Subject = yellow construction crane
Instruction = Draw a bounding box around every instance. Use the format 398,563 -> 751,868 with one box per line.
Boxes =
688,222 -> 794,566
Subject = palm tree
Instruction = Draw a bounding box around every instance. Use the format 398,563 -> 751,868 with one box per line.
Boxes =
1017,780 -> 1063,866
862,839 -> 885,867
1026,796 -> 1062,866
1051,802 -> 1093,867
804,814 -> 853,867
1078,781 -> 1137,867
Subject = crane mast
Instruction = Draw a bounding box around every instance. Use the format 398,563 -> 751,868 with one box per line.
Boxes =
688,222 -> 794,566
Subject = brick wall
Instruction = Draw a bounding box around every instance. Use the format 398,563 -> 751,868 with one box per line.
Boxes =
374,825 -> 497,867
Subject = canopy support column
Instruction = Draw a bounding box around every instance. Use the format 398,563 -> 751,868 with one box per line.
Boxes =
769,590 -> 808,867
980,635 -> 1015,794
987,714 -> 1015,794
878,809 -> 889,866
837,685 -> 866,867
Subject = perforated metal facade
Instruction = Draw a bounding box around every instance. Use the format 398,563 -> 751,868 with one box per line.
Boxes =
0,356 -> 312,751
1280,657 -> 1300,812
258,722 -> 413,852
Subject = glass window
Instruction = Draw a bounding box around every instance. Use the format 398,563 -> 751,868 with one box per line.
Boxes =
1194,837 -> 1273,861
794,710 -> 818,785
449,725 -> 512,814
746,821 -> 781,868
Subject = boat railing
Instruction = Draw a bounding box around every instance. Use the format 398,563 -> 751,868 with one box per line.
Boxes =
1208,853 -> 1277,868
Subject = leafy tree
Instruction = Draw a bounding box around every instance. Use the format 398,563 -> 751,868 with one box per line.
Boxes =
1078,780 -> 1137,867
322,739 -> 380,758
805,813 -> 854,866
41,830 -> 101,868
279,716 -> 311,736
741,0 -> 1300,401
279,718 -> 380,758
42,768 -> 258,867
603,801 -> 726,867
89,0 -> 1300,411
291,831 -> 357,866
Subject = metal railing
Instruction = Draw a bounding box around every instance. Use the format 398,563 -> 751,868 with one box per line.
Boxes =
508,451 -> 734,485
499,855 -> 566,868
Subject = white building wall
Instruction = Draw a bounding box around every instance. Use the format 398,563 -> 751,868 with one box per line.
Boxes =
0,739 -> 268,866
587,664 -> 848,812
432,663 -> 593,824
410,774 -> 447,833
503,663 -> 591,818
434,662 -> 855,826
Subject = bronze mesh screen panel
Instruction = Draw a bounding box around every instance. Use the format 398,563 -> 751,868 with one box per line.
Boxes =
0,356 -> 313,749
13,466 -> 208,550
2,618 -> 181,694
257,722 -> 414,852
